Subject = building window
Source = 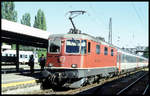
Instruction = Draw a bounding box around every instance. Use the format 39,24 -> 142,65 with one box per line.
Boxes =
111,49 -> 113,56
96,45 -> 100,54
88,42 -> 91,53
104,47 -> 108,55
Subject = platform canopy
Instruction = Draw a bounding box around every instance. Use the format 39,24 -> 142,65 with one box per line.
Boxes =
1,19 -> 50,48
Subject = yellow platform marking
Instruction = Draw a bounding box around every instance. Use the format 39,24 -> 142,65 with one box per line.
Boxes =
2,80 -> 36,88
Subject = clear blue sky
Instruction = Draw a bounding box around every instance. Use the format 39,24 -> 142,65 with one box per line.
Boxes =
14,2 -> 148,48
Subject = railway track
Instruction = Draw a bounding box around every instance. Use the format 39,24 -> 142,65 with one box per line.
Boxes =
142,84 -> 149,95
76,68 -> 148,95
23,68 -> 146,94
116,72 -> 148,95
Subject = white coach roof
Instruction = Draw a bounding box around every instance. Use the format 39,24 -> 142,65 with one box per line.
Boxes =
1,19 -> 50,39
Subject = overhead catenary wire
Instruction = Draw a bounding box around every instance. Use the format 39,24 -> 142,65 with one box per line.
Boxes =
138,7 -> 145,19
87,4 -> 110,39
89,4 -> 108,30
131,2 -> 148,48
86,12 -> 107,37
131,3 -> 146,30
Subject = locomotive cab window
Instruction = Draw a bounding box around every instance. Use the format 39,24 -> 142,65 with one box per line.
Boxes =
96,45 -> 100,54
104,47 -> 108,55
111,49 -> 114,56
88,42 -> 91,53
66,39 -> 80,53
49,38 -> 61,53
81,40 -> 87,54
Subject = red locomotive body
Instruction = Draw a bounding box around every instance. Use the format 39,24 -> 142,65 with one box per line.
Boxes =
40,10 -> 148,89
46,34 -> 117,69
41,34 -> 118,88
40,33 -> 148,89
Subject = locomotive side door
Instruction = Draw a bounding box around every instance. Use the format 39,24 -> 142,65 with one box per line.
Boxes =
83,40 -> 94,68
80,40 -> 87,68
117,52 -> 121,72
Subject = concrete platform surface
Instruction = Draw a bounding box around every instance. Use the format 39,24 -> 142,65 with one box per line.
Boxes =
1,68 -> 43,92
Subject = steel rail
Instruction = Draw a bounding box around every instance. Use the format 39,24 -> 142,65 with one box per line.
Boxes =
142,84 -> 149,95
116,73 -> 147,95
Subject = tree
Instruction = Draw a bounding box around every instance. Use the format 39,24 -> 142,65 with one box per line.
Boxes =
1,1 -> 17,22
143,47 -> 149,58
20,13 -> 31,26
33,9 -> 47,31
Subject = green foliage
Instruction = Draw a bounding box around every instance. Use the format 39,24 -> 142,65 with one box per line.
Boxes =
37,49 -> 47,59
11,44 -> 16,50
143,47 -> 149,58
21,13 -> 31,26
33,9 -> 47,31
1,1 -> 17,22
19,46 -> 35,51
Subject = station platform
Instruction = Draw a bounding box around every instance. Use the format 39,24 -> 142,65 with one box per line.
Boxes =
1,64 -> 40,73
1,64 -> 43,92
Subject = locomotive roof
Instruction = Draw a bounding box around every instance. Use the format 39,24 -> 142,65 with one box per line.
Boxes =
48,33 -> 148,60
48,33 -> 110,46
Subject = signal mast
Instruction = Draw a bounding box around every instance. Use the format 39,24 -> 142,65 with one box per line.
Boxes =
108,17 -> 112,45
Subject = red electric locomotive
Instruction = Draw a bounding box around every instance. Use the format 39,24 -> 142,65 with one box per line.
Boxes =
41,33 -> 119,88
40,11 -> 148,89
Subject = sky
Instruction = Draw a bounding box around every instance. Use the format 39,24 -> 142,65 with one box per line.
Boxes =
14,2 -> 148,48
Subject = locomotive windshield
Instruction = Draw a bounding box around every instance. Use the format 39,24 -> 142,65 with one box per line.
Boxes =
49,38 -> 61,53
66,40 -> 80,53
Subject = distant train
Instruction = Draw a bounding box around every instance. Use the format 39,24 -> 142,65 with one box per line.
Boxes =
40,33 -> 148,89
2,50 -> 38,64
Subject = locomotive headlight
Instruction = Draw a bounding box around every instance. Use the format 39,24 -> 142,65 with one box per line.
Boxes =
71,64 -> 77,68
48,63 -> 53,67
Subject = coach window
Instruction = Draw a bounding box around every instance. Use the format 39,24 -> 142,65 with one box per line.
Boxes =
20,54 -> 23,58
96,45 -> 100,54
130,56 -> 133,63
104,47 -> 108,55
126,55 -> 129,63
81,40 -> 87,54
10,54 -> 12,57
88,42 -> 91,53
111,49 -> 113,56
